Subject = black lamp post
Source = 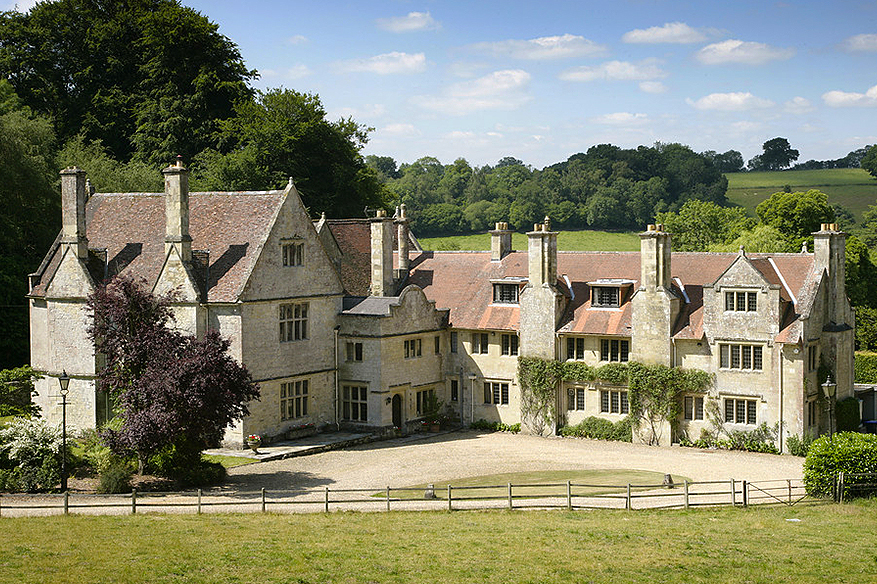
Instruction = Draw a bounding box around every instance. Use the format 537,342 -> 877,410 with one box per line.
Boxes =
58,370 -> 70,492
822,374 -> 837,439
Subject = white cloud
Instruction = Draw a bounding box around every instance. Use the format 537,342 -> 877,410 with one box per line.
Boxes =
622,22 -> 706,44
334,104 -> 387,119
471,34 -> 607,60
841,34 -> 877,52
379,123 -> 420,137
412,69 -> 532,115
822,85 -> 877,107
639,81 -> 667,94
338,52 -> 427,75
687,92 -> 774,111
591,112 -> 649,125
784,96 -> 814,114
559,59 -> 665,82
376,11 -> 439,33
287,35 -> 308,45
695,39 -> 794,65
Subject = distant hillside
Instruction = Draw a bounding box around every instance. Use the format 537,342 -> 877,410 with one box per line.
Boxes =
726,168 -> 877,222
419,229 -> 640,252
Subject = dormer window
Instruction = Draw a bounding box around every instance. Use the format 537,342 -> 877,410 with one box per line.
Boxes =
492,279 -> 524,304
593,286 -> 619,307
725,290 -> 756,312
588,279 -> 633,309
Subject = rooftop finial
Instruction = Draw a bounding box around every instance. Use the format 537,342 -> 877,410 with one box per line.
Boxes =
175,154 -> 183,168
801,240 -> 808,253
739,245 -> 746,256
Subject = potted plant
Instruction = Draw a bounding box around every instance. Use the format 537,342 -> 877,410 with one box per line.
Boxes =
246,434 -> 262,453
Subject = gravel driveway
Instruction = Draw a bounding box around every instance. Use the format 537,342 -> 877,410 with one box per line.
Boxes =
225,430 -> 804,492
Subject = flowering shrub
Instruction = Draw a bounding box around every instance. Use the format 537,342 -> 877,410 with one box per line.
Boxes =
0,417 -> 63,492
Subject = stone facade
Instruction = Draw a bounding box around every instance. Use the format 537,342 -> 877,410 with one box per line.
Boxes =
29,165 -> 854,452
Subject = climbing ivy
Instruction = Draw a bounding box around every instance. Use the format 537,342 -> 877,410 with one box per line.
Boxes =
518,357 -> 711,442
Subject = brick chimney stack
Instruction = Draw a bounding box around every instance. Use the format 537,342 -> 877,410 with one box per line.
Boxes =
59,167 -> 89,259
162,156 -> 192,262
813,223 -> 850,327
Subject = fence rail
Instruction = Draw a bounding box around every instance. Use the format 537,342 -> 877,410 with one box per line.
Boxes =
0,475 -> 828,517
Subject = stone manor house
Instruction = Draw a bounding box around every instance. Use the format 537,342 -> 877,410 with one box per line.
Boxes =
28,163 -> 854,452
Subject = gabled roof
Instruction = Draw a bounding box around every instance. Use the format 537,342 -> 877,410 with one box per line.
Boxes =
409,248 -> 817,342
29,190 -> 285,302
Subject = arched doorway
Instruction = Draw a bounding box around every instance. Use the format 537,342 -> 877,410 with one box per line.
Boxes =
392,394 -> 402,429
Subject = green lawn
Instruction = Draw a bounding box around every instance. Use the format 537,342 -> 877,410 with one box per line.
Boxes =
383,468 -> 684,500
420,229 -> 640,252
726,168 -> 877,221
2,501 -> 875,583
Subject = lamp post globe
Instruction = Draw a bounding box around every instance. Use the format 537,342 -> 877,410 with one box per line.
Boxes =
821,375 -> 836,439
58,370 -> 70,492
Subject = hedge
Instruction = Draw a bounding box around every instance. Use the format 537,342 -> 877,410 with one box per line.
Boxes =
854,351 -> 877,383
803,432 -> 877,498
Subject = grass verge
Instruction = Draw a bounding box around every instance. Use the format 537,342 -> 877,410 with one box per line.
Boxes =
1,500 -> 874,583
379,469 -> 682,500
202,454 -> 257,469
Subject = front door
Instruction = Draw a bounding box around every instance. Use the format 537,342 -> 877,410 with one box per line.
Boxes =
392,394 -> 402,429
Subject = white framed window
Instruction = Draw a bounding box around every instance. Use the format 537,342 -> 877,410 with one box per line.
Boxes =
342,385 -> 368,422
472,332 -> 489,354
493,283 -> 519,304
566,337 -> 585,360
346,341 -> 363,362
450,379 -> 459,402
724,290 -> 757,312
450,331 -> 458,353
600,339 -> 629,362
807,400 -> 818,427
483,381 -> 509,405
567,387 -> 585,411
404,338 -> 422,359
719,343 -> 762,370
279,303 -> 308,342
600,389 -> 629,414
501,334 -> 518,356
434,335 -> 441,354
280,379 -> 309,421
282,242 -> 304,266
592,286 -> 620,308
724,398 -> 757,425
683,396 -> 704,420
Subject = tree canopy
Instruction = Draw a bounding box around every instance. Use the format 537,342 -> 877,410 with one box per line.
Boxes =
862,145 -> 877,180
0,0 -> 255,163
748,138 -> 799,171
755,189 -> 835,242
87,276 -> 259,472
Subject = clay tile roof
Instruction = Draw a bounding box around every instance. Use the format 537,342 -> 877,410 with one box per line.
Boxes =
29,191 -> 285,302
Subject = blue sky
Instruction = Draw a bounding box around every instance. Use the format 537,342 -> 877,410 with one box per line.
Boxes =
6,0 -> 877,168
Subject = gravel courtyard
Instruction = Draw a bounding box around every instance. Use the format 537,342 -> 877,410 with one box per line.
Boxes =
225,430 -> 804,492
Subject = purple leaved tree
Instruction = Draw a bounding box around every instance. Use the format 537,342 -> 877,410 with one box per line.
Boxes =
87,276 -> 259,474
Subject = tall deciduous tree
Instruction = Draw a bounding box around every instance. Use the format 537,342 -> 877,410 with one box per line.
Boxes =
862,145 -> 877,179
750,137 -> 799,171
755,189 -> 834,241
87,276 -> 259,473
194,88 -> 387,218
0,0 -> 254,163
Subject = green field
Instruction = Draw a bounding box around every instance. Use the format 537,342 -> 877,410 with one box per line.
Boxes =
3,501 -> 875,583
726,168 -> 877,221
420,229 -> 640,252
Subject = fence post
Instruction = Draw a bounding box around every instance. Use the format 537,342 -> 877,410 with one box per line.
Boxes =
261,488 -> 267,513
787,479 -> 792,504
447,485 -> 452,511
742,481 -> 748,507
197,489 -> 202,515
566,480 -> 572,510
730,479 -> 736,506
131,489 -> 137,515
626,483 -> 631,510
63,491 -> 69,515
508,483 -> 513,510
839,472 -> 845,503
386,486 -> 391,512
0,494 -> 3,517
324,487 -> 329,513
683,480 -> 689,510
